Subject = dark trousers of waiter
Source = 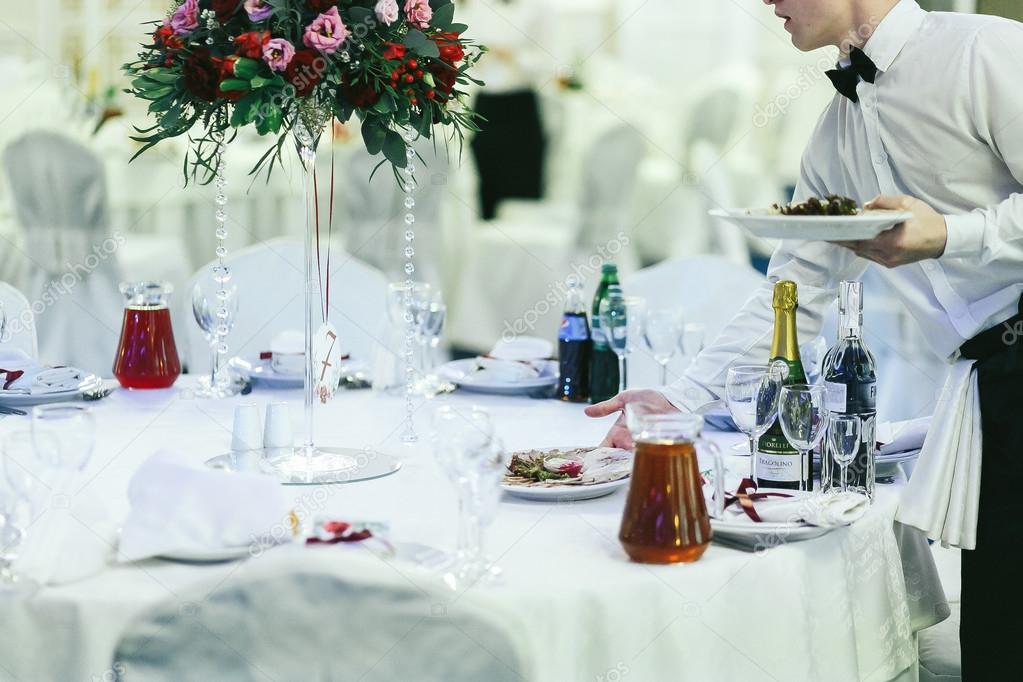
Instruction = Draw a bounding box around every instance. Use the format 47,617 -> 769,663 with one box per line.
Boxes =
960,294 -> 1023,680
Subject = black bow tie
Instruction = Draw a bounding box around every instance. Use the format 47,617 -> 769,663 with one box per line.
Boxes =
826,47 -> 878,103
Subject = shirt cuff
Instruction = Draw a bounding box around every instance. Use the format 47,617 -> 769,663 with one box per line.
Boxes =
941,211 -> 986,260
658,378 -> 720,414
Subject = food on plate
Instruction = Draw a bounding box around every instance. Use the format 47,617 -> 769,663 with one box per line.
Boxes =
505,447 -> 632,486
770,194 -> 860,216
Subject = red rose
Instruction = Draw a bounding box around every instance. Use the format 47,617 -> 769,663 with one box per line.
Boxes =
307,0 -> 337,12
285,49 -> 324,97
341,72 -> 380,108
382,43 -> 406,61
433,32 -> 464,65
154,25 -> 174,45
427,62 -> 457,101
211,0 -> 241,22
234,31 -> 270,59
213,55 -> 244,101
182,48 -> 219,102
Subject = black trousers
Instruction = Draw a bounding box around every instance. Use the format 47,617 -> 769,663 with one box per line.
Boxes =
960,295 -> 1023,680
470,89 -> 545,220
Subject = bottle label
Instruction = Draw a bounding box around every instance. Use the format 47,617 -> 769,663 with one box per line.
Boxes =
825,382 -> 846,412
756,451 -> 801,483
825,380 -> 876,413
591,323 -> 607,349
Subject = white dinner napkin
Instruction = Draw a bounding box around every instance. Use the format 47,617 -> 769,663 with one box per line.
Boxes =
877,417 -> 931,455
118,449 -> 291,561
0,348 -> 88,394
475,337 -> 552,382
896,359 -> 981,549
724,491 -> 869,528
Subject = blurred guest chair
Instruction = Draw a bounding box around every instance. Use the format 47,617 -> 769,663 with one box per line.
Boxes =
182,238 -> 388,375
0,281 -> 37,358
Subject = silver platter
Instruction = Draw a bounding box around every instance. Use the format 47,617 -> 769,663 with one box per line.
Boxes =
206,446 -> 401,485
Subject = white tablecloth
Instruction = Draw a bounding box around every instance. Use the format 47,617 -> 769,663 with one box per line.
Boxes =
0,380 -> 946,681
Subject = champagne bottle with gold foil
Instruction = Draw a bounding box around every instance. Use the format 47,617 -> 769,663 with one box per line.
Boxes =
756,281 -> 809,491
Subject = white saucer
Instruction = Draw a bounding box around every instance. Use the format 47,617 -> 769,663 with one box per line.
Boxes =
501,476 -> 629,502
0,375 -> 103,407
157,545 -> 253,563
437,358 -> 558,396
710,488 -> 836,548
710,208 -> 913,241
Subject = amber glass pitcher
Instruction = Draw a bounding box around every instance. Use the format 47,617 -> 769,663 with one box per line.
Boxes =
619,409 -> 724,564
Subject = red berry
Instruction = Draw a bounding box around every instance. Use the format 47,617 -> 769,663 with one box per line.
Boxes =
425,90 -> 435,100
408,59 -> 418,69
404,74 -> 414,83
411,98 -> 418,106
390,70 -> 399,80
406,88 -> 414,97
414,69 -> 424,78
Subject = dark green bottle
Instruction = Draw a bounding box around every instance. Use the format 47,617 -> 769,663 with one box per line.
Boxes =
589,263 -> 621,403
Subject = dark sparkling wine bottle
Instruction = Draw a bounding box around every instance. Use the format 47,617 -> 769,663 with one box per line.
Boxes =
589,263 -> 621,404
557,277 -> 592,402
756,281 -> 810,491
822,280 -> 877,498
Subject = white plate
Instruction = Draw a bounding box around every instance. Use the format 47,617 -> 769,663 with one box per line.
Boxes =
502,476 -> 629,502
710,488 -> 836,547
228,354 -> 304,387
437,358 -> 558,395
709,208 -> 913,241
157,545 -> 253,563
0,375 -> 103,407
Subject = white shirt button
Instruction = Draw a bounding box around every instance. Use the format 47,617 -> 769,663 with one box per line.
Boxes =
874,153 -> 888,165
923,262 -> 937,272
863,98 -> 874,109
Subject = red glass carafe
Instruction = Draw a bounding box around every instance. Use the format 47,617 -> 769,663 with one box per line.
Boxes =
113,282 -> 181,389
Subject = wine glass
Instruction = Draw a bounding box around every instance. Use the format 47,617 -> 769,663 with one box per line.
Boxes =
643,308 -> 681,385
431,405 -> 505,586
192,266 -> 240,398
778,384 -> 827,492
828,415 -> 861,493
724,364 -> 783,478
800,336 -> 830,385
0,431 -> 40,592
680,322 -> 705,369
387,281 -> 432,391
598,285 -> 628,393
623,297 -> 647,388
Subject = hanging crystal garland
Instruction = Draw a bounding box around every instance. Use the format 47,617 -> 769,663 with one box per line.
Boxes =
212,137 -> 232,391
401,129 -> 417,444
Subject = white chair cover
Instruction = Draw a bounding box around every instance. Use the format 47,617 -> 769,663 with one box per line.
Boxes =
0,280 -> 37,357
112,558 -> 528,681
182,238 -> 388,374
622,255 -> 765,388
2,131 -> 123,375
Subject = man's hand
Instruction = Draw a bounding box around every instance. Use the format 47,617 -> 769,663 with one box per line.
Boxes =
584,389 -> 681,449
835,195 -> 948,267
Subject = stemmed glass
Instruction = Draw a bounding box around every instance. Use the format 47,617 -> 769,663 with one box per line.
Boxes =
643,309 -> 681,385
599,285 -> 628,393
1,431 -> 39,592
623,297 -> 647,388
680,322 -> 705,369
431,405 -> 505,587
778,384 -> 827,492
387,281 -> 434,394
724,364 -> 783,477
827,415 -> 861,493
192,266 -> 240,398
414,289 -> 449,395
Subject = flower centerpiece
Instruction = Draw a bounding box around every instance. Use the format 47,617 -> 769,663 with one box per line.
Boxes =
125,0 -> 483,181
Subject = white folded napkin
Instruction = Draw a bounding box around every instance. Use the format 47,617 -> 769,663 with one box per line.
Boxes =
474,336 -> 552,382
489,337 -> 553,362
896,359 -> 981,549
0,348 -> 88,394
877,417 -> 930,455
118,449 -> 291,561
724,491 -> 869,528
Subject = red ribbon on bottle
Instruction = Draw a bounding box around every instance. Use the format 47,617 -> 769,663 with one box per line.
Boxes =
723,478 -> 793,523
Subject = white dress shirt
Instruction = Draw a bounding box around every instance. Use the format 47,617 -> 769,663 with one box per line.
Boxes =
663,0 -> 1023,413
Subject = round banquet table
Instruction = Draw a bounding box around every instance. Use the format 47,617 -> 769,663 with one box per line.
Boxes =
0,379 -> 948,681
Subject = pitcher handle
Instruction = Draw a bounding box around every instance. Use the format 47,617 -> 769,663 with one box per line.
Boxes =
695,437 -> 725,518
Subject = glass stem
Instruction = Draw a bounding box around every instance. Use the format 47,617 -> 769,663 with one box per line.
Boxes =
660,363 -> 668,386
299,140 -> 317,458
748,435 -> 756,479
617,355 -> 626,393
209,344 -> 218,389
841,461 -> 849,493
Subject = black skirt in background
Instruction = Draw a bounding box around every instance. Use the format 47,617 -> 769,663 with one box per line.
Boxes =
470,89 -> 546,220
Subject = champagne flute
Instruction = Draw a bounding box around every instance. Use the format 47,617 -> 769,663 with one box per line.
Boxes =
828,415 -> 861,493
192,266 -> 240,398
680,322 -> 705,369
643,309 -> 681,385
598,285 -> 628,394
724,364 -> 783,477
778,384 -> 826,492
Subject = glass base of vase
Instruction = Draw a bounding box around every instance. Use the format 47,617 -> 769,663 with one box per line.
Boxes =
206,446 -> 402,485
192,375 -> 242,399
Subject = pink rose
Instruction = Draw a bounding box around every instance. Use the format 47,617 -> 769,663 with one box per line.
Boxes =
243,0 -> 273,22
262,38 -> 295,72
374,0 -> 399,26
403,0 -> 432,29
302,6 -> 349,55
170,0 -> 199,36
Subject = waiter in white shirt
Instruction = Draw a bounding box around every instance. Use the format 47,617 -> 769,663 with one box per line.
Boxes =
587,1 -> 1023,676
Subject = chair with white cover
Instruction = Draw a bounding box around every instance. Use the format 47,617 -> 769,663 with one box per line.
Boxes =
0,281 -> 37,358
2,131 -> 124,374
112,557 -> 528,681
182,238 -> 388,375
622,255 -> 765,388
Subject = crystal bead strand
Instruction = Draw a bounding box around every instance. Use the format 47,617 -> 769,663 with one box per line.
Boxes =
212,140 -> 231,391
401,130 -> 417,444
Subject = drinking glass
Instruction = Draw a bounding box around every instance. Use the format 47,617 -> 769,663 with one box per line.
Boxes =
31,403 -> 96,473
623,297 -> 647,388
0,299 -> 6,343
598,285 -> 628,393
724,364 -> 783,477
800,336 -> 830,385
828,415 -> 861,493
192,267 -> 240,398
620,406 -> 724,564
431,405 -> 505,586
415,290 -> 448,395
643,309 -> 680,385
387,281 -> 433,392
680,322 -> 706,369
778,384 -> 827,492
0,431 -> 39,592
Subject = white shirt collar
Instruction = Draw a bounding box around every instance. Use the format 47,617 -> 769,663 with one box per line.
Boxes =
859,0 -> 927,73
